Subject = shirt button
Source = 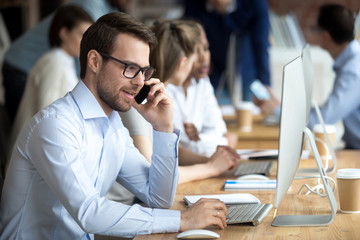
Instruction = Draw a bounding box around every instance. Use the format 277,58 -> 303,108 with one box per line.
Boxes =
168,143 -> 174,148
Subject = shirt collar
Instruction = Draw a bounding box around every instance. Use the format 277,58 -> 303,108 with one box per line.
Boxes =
70,81 -> 123,129
190,77 -> 198,85
206,0 -> 237,14
334,39 -> 360,71
70,81 -> 108,120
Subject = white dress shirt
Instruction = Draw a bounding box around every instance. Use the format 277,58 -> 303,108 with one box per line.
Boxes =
0,81 -> 180,240
166,77 -> 228,157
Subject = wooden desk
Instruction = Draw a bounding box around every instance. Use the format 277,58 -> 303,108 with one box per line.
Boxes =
226,114 -> 279,149
134,150 -> 360,240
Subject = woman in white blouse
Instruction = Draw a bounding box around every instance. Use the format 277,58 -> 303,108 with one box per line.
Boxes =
164,22 -> 238,157
133,19 -> 239,183
9,5 -> 93,159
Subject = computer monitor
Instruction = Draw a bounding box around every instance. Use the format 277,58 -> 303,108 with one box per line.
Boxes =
302,44 -> 314,123
272,56 -> 337,227
298,44 -> 337,175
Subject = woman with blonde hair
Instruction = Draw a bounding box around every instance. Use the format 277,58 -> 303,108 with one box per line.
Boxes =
163,20 -> 238,157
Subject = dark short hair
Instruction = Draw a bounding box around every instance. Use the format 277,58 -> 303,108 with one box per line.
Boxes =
48,5 -> 94,47
79,12 -> 157,79
318,4 -> 354,44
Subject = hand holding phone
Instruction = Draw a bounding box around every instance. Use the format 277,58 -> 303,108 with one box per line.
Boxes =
132,78 -> 174,133
250,79 -> 270,100
135,84 -> 151,104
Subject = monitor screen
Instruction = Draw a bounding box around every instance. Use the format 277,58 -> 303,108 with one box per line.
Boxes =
274,56 -> 306,208
301,44 -> 314,124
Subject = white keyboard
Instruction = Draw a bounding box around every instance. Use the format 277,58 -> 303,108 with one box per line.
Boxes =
227,203 -> 273,225
234,161 -> 274,176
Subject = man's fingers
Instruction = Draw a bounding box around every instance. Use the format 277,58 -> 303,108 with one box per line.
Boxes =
147,81 -> 164,97
148,92 -> 169,107
213,210 -> 227,229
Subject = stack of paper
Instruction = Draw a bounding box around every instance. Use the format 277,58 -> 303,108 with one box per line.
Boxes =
224,180 -> 277,190
184,193 -> 260,206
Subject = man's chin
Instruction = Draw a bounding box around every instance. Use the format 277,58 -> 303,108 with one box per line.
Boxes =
113,102 -> 132,112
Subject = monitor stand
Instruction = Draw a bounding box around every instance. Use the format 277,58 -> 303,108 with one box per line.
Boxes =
298,100 -> 337,175
272,127 -> 337,226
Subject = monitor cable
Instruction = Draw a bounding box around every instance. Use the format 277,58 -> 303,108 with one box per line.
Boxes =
295,138 -> 336,197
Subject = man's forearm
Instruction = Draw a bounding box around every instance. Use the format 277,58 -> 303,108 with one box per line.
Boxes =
146,129 -> 180,208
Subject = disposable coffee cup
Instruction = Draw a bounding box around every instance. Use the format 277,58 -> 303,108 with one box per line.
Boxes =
313,124 -> 335,159
335,168 -> 360,213
235,101 -> 253,132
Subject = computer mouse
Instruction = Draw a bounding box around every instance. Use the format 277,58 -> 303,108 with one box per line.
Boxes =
237,174 -> 270,180
177,229 -> 220,239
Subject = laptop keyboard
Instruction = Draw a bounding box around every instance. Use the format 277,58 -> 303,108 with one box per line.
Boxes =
234,161 -> 274,176
227,203 -> 273,225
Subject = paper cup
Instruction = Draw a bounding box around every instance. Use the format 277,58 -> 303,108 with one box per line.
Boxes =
235,102 -> 253,132
313,124 -> 335,159
335,168 -> 360,213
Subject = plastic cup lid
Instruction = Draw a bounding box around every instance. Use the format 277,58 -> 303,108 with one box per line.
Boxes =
313,124 -> 336,133
335,168 -> 360,179
235,101 -> 253,110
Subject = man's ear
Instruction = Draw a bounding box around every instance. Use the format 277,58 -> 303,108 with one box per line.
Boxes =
177,56 -> 188,72
323,31 -> 332,41
87,50 -> 101,74
59,27 -> 67,40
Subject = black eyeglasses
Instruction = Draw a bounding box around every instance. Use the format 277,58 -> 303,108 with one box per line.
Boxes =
99,52 -> 156,81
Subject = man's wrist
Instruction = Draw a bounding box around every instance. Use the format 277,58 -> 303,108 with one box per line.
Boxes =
154,124 -> 174,133
205,160 -> 221,176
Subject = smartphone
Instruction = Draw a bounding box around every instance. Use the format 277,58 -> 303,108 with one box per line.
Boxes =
250,79 -> 270,100
135,84 -> 151,104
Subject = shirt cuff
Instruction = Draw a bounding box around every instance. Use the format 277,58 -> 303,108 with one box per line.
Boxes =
273,106 -> 281,119
152,128 -> 180,156
152,209 -> 181,233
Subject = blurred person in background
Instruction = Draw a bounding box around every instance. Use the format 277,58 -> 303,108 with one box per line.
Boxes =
1,0 -> 132,122
184,0 -> 271,102
166,20 -> 238,157
8,5 -> 93,163
255,3 -> 360,149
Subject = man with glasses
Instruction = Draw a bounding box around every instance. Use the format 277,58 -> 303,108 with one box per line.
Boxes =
0,12 -> 228,239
